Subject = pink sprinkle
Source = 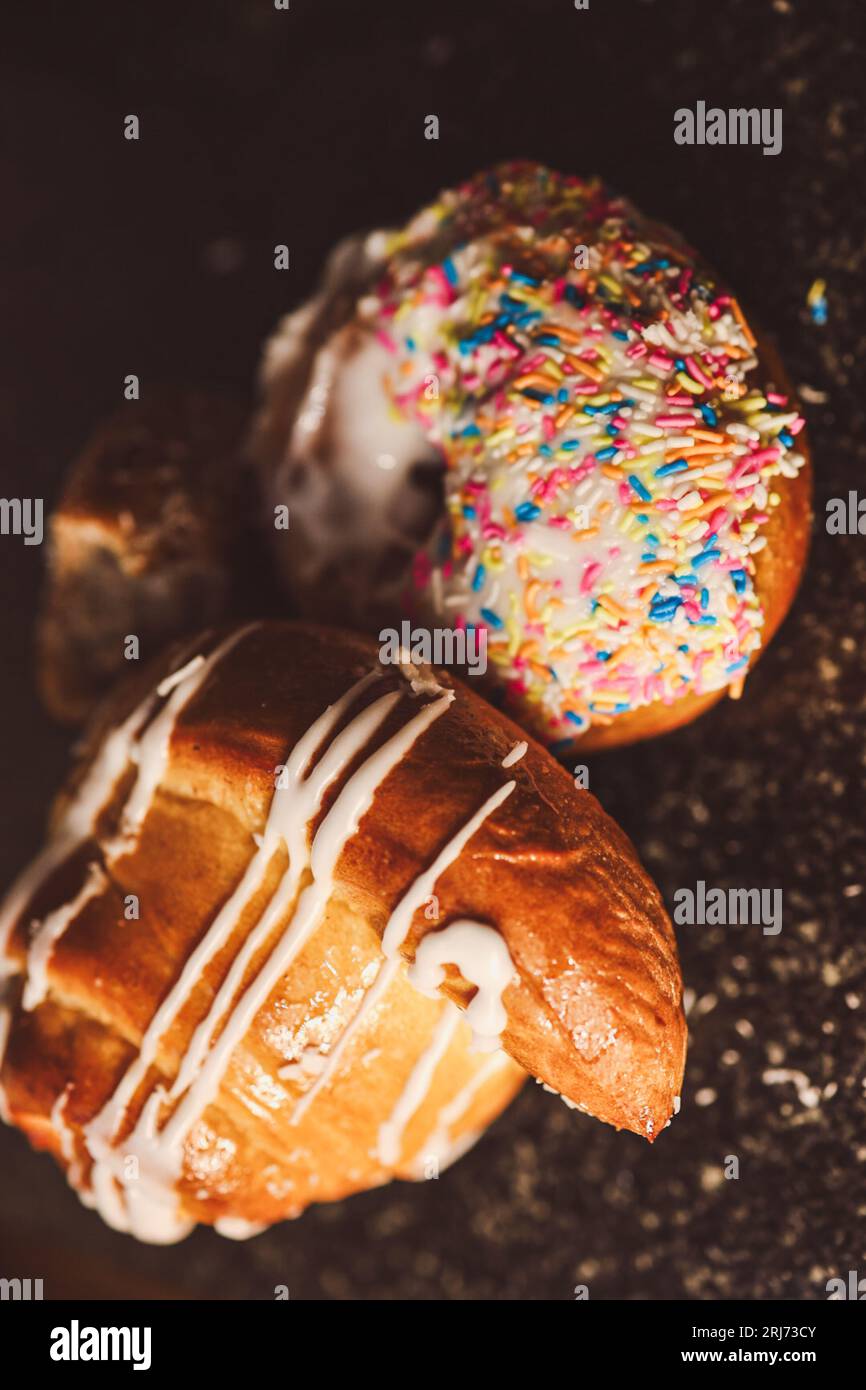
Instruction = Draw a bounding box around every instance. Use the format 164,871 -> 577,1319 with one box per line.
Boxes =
626,342 -> 648,359
482,523 -> 507,540
766,391 -> 788,406
581,560 -> 602,593
542,415 -> 556,441
789,417 -> 806,436
649,350 -> 674,370
685,355 -> 714,389
376,329 -> 398,353
655,498 -> 679,512
548,516 -> 572,530
618,482 -> 632,505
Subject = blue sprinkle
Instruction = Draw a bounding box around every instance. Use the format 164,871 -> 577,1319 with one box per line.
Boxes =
700,587 -> 710,610
675,574 -> 698,587
778,429 -> 794,447
635,512 -> 649,523
471,564 -> 486,592
442,257 -> 458,286
727,657 -> 749,672
462,505 -> 477,520
557,388 -> 569,403
539,444 -> 553,458
730,568 -> 747,593
646,533 -> 660,545
560,439 -> 580,451
641,552 -> 657,562
514,502 -> 541,522
564,711 -> 586,727
655,459 -> 689,477
535,333 -> 561,347
700,404 -> 718,427
509,271 -> 540,287
405,337 -> 416,352
480,607 -> 504,629
596,651 -> 611,661
460,423 -> 481,438
606,424 -> 619,438
693,548 -> 722,568
520,387 -> 555,404
612,330 -> 629,341
564,285 -> 585,307
628,474 -> 652,502
674,358 -> 687,371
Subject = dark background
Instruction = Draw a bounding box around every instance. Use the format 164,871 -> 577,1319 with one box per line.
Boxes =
1,0 -> 864,1300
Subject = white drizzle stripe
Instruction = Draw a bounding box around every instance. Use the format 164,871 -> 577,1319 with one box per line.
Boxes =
409,920 -> 516,1052
167,686 -> 400,1100
106,625 -> 257,859
87,669 -> 382,1147
414,1051 -> 513,1172
289,955 -> 399,1125
0,689 -> 160,976
378,1002 -> 460,1166
23,863 -> 107,1011
153,689 -> 455,1171
290,778 -> 515,1124
381,780 -> 516,958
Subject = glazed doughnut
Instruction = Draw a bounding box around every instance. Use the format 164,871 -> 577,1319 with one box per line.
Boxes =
36,389 -> 247,725
253,161 -> 811,753
0,621 -> 684,1241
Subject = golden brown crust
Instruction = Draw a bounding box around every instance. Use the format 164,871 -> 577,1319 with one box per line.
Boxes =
1,621 -> 685,1234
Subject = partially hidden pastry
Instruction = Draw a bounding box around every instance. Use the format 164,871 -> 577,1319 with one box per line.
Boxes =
0,621 -> 685,1241
36,389 -> 249,724
253,161 -> 811,753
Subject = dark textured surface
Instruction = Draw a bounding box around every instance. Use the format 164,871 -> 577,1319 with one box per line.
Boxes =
1,0 -> 864,1300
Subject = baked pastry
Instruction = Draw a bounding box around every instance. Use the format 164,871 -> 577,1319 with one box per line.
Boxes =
0,621 -> 685,1241
253,161 -> 811,753
36,389 -> 249,724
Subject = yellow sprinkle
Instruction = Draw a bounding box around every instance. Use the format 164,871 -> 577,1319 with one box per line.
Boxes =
676,371 -> 704,396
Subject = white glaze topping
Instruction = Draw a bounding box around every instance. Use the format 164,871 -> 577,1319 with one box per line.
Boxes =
408,920 -> 517,1052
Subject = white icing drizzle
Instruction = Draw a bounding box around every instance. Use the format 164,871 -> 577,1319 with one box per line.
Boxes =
409,920 -> 517,1052
150,688 -> 455,1178
291,778 -> 515,1124
501,741 -> 528,768
410,1050 -> 513,1175
0,687 -> 161,976
105,627 -> 255,860
23,862 -> 107,1011
377,1002 -> 460,1166
290,956 -> 399,1124
381,781 -> 515,959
